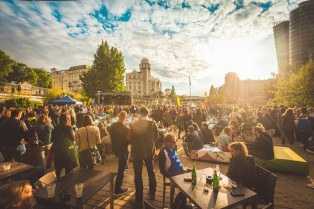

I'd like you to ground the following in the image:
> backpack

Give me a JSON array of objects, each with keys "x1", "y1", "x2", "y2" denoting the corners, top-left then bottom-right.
[
  {"x1": 172, "y1": 192, "x2": 187, "y2": 209},
  {"x1": 26, "y1": 120, "x2": 40, "y2": 147}
]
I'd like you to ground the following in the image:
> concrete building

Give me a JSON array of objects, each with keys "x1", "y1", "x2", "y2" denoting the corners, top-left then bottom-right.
[
  {"x1": 218, "y1": 72, "x2": 241, "y2": 103},
  {"x1": 273, "y1": 0, "x2": 314, "y2": 75},
  {"x1": 125, "y1": 58, "x2": 162, "y2": 98},
  {"x1": 218, "y1": 72, "x2": 274, "y2": 105},
  {"x1": 51, "y1": 65, "x2": 90, "y2": 92},
  {"x1": 273, "y1": 21, "x2": 289, "y2": 76}
]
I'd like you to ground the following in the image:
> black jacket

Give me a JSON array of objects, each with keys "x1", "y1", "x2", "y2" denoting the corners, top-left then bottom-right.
[
  {"x1": 227, "y1": 155, "x2": 255, "y2": 188},
  {"x1": 0, "y1": 118, "x2": 28, "y2": 146},
  {"x1": 109, "y1": 121, "x2": 129, "y2": 156}
]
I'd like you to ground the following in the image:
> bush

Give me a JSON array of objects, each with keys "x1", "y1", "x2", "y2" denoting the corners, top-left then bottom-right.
[{"x1": 2, "y1": 97, "x2": 42, "y2": 110}]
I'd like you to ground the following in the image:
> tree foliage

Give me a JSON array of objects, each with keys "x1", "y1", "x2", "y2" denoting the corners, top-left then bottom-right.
[
  {"x1": 0, "y1": 50, "x2": 14, "y2": 82},
  {"x1": 0, "y1": 50, "x2": 51, "y2": 88},
  {"x1": 1, "y1": 97, "x2": 42, "y2": 110},
  {"x1": 208, "y1": 93, "x2": 226, "y2": 105},
  {"x1": 275, "y1": 61, "x2": 314, "y2": 106},
  {"x1": 80, "y1": 40, "x2": 126, "y2": 98},
  {"x1": 46, "y1": 87, "x2": 87, "y2": 104},
  {"x1": 169, "y1": 85, "x2": 176, "y2": 100}
]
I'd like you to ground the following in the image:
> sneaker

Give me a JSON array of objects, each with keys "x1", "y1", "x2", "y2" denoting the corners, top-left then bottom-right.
[
  {"x1": 129, "y1": 198, "x2": 143, "y2": 208},
  {"x1": 306, "y1": 148, "x2": 314, "y2": 154},
  {"x1": 115, "y1": 188, "x2": 130, "y2": 196}
]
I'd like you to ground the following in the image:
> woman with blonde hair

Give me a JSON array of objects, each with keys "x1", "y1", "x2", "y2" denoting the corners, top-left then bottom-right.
[
  {"x1": 227, "y1": 142, "x2": 255, "y2": 188},
  {"x1": 0, "y1": 180, "x2": 34, "y2": 209}
]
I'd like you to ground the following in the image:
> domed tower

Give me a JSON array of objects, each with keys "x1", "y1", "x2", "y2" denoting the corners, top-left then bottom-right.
[{"x1": 140, "y1": 58, "x2": 151, "y2": 95}]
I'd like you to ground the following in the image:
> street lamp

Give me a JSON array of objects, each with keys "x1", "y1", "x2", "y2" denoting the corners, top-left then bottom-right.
[{"x1": 97, "y1": 91, "x2": 102, "y2": 104}]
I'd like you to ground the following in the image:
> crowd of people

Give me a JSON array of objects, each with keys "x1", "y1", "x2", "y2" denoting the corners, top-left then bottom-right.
[{"x1": 0, "y1": 103, "x2": 313, "y2": 208}]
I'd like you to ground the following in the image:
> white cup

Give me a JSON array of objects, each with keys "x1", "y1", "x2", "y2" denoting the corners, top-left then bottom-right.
[
  {"x1": 75, "y1": 183, "x2": 84, "y2": 198},
  {"x1": 3, "y1": 163, "x2": 11, "y2": 171},
  {"x1": 46, "y1": 183, "x2": 56, "y2": 198}
]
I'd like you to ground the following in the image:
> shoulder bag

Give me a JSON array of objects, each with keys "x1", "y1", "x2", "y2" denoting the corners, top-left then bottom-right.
[{"x1": 86, "y1": 127, "x2": 102, "y2": 165}]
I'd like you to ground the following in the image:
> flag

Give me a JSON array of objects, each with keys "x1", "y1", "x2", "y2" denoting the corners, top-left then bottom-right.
[
  {"x1": 176, "y1": 97, "x2": 181, "y2": 106},
  {"x1": 87, "y1": 98, "x2": 92, "y2": 106},
  {"x1": 189, "y1": 76, "x2": 191, "y2": 85}
]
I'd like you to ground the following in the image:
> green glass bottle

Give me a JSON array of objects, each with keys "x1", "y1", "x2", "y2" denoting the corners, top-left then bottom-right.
[
  {"x1": 191, "y1": 164, "x2": 197, "y2": 187},
  {"x1": 213, "y1": 169, "x2": 219, "y2": 192}
]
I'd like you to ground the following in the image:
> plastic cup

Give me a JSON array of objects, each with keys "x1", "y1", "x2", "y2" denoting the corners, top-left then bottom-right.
[
  {"x1": 3, "y1": 163, "x2": 11, "y2": 171},
  {"x1": 75, "y1": 183, "x2": 84, "y2": 198},
  {"x1": 46, "y1": 183, "x2": 56, "y2": 198}
]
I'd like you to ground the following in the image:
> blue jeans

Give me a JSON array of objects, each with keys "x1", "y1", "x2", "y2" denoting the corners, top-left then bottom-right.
[
  {"x1": 115, "y1": 151, "x2": 129, "y2": 193},
  {"x1": 133, "y1": 156, "x2": 156, "y2": 202}
]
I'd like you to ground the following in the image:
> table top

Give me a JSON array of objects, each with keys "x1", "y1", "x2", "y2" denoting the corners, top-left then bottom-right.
[
  {"x1": 170, "y1": 167, "x2": 257, "y2": 209},
  {"x1": 34, "y1": 169, "x2": 116, "y2": 208},
  {"x1": 0, "y1": 161, "x2": 34, "y2": 181}
]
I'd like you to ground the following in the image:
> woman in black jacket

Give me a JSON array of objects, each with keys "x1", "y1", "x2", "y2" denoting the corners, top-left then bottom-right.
[
  {"x1": 281, "y1": 108, "x2": 296, "y2": 145},
  {"x1": 227, "y1": 142, "x2": 255, "y2": 189},
  {"x1": 51, "y1": 113, "x2": 76, "y2": 179}
]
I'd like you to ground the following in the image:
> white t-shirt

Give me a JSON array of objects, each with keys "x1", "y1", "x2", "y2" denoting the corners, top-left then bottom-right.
[{"x1": 217, "y1": 133, "x2": 232, "y2": 150}]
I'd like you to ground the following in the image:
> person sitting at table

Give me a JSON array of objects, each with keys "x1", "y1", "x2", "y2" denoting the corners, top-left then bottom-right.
[
  {"x1": 158, "y1": 133, "x2": 184, "y2": 177},
  {"x1": 226, "y1": 142, "x2": 255, "y2": 189},
  {"x1": 247, "y1": 124, "x2": 274, "y2": 160},
  {"x1": 201, "y1": 122, "x2": 215, "y2": 144},
  {"x1": 217, "y1": 126, "x2": 233, "y2": 152},
  {"x1": 0, "y1": 180, "x2": 35, "y2": 209},
  {"x1": 182, "y1": 125, "x2": 203, "y2": 157}
]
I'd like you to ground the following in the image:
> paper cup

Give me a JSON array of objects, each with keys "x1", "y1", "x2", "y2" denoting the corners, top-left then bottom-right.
[
  {"x1": 75, "y1": 183, "x2": 84, "y2": 198},
  {"x1": 46, "y1": 183, "x2": 56, "y2": 198}
]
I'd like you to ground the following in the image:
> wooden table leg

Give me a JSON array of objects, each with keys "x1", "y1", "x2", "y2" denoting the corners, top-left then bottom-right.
[
  {"x1": 110, "y1": 178, "x2": 114, "y2": 209},
  {"x1": 170, "y1": 182, "x2": 175, "y2": 208}
]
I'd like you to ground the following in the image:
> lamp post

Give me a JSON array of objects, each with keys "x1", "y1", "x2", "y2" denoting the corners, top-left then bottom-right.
[{"x1": 97, "y1": 91, "x2": 102, "y2": 104}]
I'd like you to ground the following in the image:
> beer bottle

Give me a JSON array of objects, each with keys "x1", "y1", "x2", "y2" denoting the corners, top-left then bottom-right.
[
  {"x1": 213, "y1": 169, "x2": 219, "y2": 192},
  {"x1": 191, "y1": 164, "x2": 197, "y2": 187}
]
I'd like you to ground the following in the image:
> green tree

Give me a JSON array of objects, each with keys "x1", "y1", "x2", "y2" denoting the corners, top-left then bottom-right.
[
  {"x1": 33, "y1": 68, "x2": 51, "y2": 88},
  {"x1": 0, "y1": 50, "x2": 14, "y2": 82},
  {"x1": 275, "y1": 61, "x2": 314, "y2": 106},
  {"x1": 6, "y1": 62, "x2": 38, "y2": 85},
  {"x1": 169, "y1": 85, "x2": 176, "y2": 100},
  {"x1": 80, "y1": 40, "x2": 126, "y2": 98}
]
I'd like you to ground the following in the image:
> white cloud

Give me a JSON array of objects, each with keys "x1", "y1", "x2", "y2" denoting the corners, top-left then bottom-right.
[{"x1": 0, "y1": 0, "x2": 303, "y2": 95}]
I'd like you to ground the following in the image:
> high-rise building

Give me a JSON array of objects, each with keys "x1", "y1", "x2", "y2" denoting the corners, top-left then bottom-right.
[
  {"x1": 289, "y1": 0, "x2": 314, "y2": 67},
  {"x1": 273, "y1": 21, "x2": 289, "y2": 76},
  {"x1": 51, "y1": 65, "x2": 90, "y2": 92},
  {"x1": 273, "y1": 0, "x2": 314, "y2": 75},
  {"x1": 125, "y1": 58, "x2": 162, "y2": 98},
  {"x1": 218, "y1": 72, "x2": 240, "y2": 103}
]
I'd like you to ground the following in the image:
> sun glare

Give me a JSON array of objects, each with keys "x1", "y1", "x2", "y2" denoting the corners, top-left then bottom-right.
[{"x1": 211, "y1": 40, "x2": 260, "y2": 80}]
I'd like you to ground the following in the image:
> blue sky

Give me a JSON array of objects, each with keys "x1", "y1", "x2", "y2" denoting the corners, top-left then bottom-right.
[{"x1": 0, "y1": 0, "x2": 303, "y2": 96}]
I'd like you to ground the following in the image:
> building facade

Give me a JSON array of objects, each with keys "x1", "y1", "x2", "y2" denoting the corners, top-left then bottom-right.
[
  {"x1": 125, "y1": 58, "x2": 162, "y2": 98},
  {"x1": 273, "y1": 0, "x2": 314, "y2": 76},
  {"x1": 218, "y1": 72, "x2": 241, "y2": 103},
  {"x1": 273, "y1": 21, "x2": 289, "y2": 76},
  {"x1": 218, "y1": 72, "x2": 274, "y2": 105},
  {"x1": 51, "y1": 65, "x2": 90, "y2": 92}
]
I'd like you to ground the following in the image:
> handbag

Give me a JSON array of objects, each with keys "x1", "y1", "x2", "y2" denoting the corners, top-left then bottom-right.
[{"x1": 86, "y1": 127, "x2": 102, "y2": 165}]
